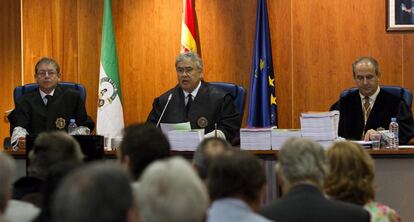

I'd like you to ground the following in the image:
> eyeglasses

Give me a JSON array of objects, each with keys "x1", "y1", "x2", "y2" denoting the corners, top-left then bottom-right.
[
  {"x1": 355, "y1": 75, "x2": 376, "y2": 82},
  {"x1": 176, "y1": 67, "x2": 195, "y2": 75},
  {"x1": 36, "y1": 70, "x2": 58, "y2": 77}
]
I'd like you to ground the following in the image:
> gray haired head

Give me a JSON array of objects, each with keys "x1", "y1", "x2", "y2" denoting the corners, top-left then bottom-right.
[
  {"x1": 175, "y1": 51, "x2": 204, "y2": 71},
  {"x1": 136, "y1": 157, "x2": 208, "y2": 222},
  {"x1": 0, "y1": 153, "x2": 16, "y2": 212},
  {"x1": 277, "y1": 137, "x2": 327, "y2": 186}
]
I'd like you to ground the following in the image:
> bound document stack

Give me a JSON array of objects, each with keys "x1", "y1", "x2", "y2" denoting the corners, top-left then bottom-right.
[
  {"x1": 300, "y1": 111, "x2": 340, "y2": 146},
  {"x1": 167, "y1": 129, "x2": 204, "y2": 151},
  {"x1": 271, "y1": 129, "x2": 301, "y2": 150},
  {"x1": 240, "y1": 128, "x2": 272, "y2": 150}
]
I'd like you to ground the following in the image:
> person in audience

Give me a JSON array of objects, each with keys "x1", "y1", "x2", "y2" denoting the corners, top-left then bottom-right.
[
  {"x1": 10, "y1": 57, "x2": 94, "y2": 149},
  {"x1": 136, "y1": 157, "x2": 208, "y2": 222},
  {"x1": 52, "y1": 162, "x2": 137, "y2": 222},
  {"x1": 207, "y1": 151, "x2": 271, "y2": 222},
  {"x1": 259, "y1": 137, "x2": 370, "y2": 222},
  {"x1": 33, "y1": 162, "x2": 79, "y2": 222},
  {"x1": 119, "y1": 123, "x2": 170, "y2": 181},
  {"x1": 0, "y1": 153, "x2": 16, "y2": 221},
  {"x1": 330, "y1": 56, "x2": 414, "y2": 144},
  {"x1": 324, "y1": 141, "x2": 401, "y2": 222},
  {"x1": 13, "y1": 131, "x2": 83, "y2": 207},
  {"x1": 146, "y1": 51, "x2": 240, "y2": 142},
  {"x1": 193, "y1": 137, "x2": 232, "y2": 181}
]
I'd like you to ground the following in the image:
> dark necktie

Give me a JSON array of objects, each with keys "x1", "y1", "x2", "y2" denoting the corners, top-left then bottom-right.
[
  {"x1": 45, "y1": 95, "x2": 53, "y2": 106},
  {"x1": 186, "y1": 94, "x2": 193, "y2": 117}
]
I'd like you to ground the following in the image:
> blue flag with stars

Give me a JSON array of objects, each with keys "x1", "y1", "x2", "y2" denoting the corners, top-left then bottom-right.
[{"x1": 247, "y1": 0, "x2": 277, "y2": 127}]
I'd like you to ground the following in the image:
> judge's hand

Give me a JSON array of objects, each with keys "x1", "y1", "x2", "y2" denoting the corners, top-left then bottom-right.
[
  {"x1": 364, "y1": 129, "x2": 378, "y2": 141},
  {"x1": 18, "y1": 137, "x2": 26, "y2": 150}
]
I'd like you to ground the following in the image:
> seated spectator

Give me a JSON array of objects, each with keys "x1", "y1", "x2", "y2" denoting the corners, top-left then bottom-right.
[
  {"x1": 119, "y1": 123, "x2": 170, "y2": 181},
  {"x1": 136, "y1": 157, "x2": 208, "y2": 222},
  {"x1": 33, "y1": 162, "x2": 79, "y2": 222},
  {"x1": 324, "y1": 141, "x2": 401, "y2": 222},
  {"x1": 207, "y1": 152, "x2": 271, "y2": 222},
  {"x1": 1, "y1": 153, "x2": 40, "y2": 222},
  {"x1": 13, "y1": 131, "x2": 83, "y2": 207},
  {"x1": 52, "y1": 162, "x2": 137, "y2": 222},
  {"x1": 193, "y1": 137, "x2": 232, "y2": 181},
  {"x1": 259, "y1": 137, "x2": 370, "y2": 222},
  {"x1": 0, "y1": 153, "x2": 16, "y2": 221}
]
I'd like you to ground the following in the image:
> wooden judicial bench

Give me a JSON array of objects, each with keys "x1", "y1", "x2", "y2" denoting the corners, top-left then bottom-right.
[{"x1": 3, "y1": 147, "x2": 414, "y2": 221}]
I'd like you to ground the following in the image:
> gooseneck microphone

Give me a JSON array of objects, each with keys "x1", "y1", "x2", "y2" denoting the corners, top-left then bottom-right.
[{"x1": 156, "y1": 93, "x2": 173, "y2": 128}]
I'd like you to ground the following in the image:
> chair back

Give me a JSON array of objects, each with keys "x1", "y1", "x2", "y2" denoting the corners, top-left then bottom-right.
[
  {"x1": 209, "y1": 82, "x2": 247, "y2": 120},
  {"x1": 13, "y1": 82, "x2": 86, "y2": 104},
  {"x1": 340, "y1": 86, "x2": 413, "y2": 107}
]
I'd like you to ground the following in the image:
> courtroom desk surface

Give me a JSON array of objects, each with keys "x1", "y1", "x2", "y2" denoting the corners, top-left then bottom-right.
[{"x1": 5, "y1": 148, "x2": 414, "y2": 159}]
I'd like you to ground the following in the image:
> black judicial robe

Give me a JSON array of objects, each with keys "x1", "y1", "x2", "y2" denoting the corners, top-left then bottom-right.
[
  {"x1": 147, "y1": 81, "x2": 240, "y2": 142},
  {"x1": 13, "y1": 85, "x2": 95, "y2": 135},
  {"x1": 330, "y1": 89, "x2": 414, "y2": 144}
]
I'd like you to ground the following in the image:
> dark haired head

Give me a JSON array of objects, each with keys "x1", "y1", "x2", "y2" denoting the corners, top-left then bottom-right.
[
  {"x1": 208, "y1": 151, "x2": 266, "y2": 203},
  {"x1": 120, "y1": 123, "x2": 170, "y2": 180}
]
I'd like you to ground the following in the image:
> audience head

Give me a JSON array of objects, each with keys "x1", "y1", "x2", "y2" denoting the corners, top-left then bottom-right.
[
  {"x1": 352, "y1": 56, "x2": 380, "y2": 97},
  {"x1": 0, "y1": 153, "x2": 16, "y2": 213},
  {"x1": 52, "y1": 162, "x2": 135, "y2": 222},
  {"x1": 208, "y1": 151, "x2": 266, "y2": 209},
  {"x1": 175, "y1": 51, "x2": 204, "y2": 93},
  {"x1": 119, "y1": 123, "x2": 170, "y2": 180},
  {"x1": 28, "y1": 131, "x2": 83, "y2": 180},
  {"x1": 324, "y1": 141, "x2": 375, "y2": 205},
  {"x1": 136, "y1": 157, "x2": 208, "y2": 222},
  {"x1": 193, "y1": 137, "x2": 232, "y2": 180},
  {"x1": 34, "y1": 57, "x2": 61, "y2": 93},
  {"x1": 277, "y1": 137, "x2": 326, "y2": 190}
]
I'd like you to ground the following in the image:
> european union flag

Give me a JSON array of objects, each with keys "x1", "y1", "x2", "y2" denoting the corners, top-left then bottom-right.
[{"x1": 247, "y1": 0, "x2": 277, "y2": 127}]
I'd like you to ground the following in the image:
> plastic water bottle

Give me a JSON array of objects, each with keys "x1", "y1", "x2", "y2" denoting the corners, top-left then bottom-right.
[
  {"x1": 68, "y1": 119, "x2": 77, "y2": 135},
  {"x1": 388, "y1": 117, "x2": 399, "y2": 149}
]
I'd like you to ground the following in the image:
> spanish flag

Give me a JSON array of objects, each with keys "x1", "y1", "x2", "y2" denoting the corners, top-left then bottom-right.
[{"x1": 181, "y1": 0, "x2": 197, "y2": 53}]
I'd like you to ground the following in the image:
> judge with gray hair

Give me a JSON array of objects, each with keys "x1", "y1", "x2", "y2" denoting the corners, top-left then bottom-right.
[
  {"x1": 259, "y1": 137, "x2": 370, "y2": 222},
  {"x1": 147, "y1": 51, "x2": 240, "y2": 142}
]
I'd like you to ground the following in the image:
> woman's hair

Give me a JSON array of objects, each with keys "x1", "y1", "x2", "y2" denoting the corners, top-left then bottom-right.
[{"x1": 324, "y1": 141, "x2": 375, "y2": 205}]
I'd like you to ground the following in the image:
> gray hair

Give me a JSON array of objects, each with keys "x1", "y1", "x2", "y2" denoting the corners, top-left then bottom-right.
[
  {"x1": 29, "y1": 131, "x2": 83, "y2": 180},
  {"x1": 175, "y1": 51, "x2": 204, "y2": 71},
  {"x1": 277, "y1": 137, "x2": 327, "y2": 186},
  {"x1": 0, "y1": 153, "x2": 16, "y2": 212},
  {"x1": 35, "y1": 57, "x2": 61, "y2": 75},
  {"x1": 52, "y1": 162, "x2": 134, "y2": 222},
  {"x1": 352, "y1": 56, "x2": 380, "y2": 77},
  {"x1": 136, "y1": 157, "x2": 208, "y2": 222}
]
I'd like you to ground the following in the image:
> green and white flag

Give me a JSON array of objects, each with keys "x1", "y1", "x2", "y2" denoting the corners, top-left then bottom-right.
[{"x1": 97, "y1": 0, "x2": 124, "y2": 142}]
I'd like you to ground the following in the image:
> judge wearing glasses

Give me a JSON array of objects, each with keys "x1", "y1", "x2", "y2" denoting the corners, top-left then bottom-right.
[
  {"x1": 11, "y1": 57, "x2": 94, "y2": 148},
  {"x1": 330, "y1": 56, "x2": 414, "y2": 144},
  {"x1": 147, "y1": 52, "x2": 240, "y2": 142}
]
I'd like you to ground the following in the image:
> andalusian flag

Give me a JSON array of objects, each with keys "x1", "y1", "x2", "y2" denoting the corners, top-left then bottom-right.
[
  {"x1": 97, "y1": 0, "x2": 124, "y2": 142},
  {"x1": 181, "y1": 0, "x2": 197, "y2": 52}
]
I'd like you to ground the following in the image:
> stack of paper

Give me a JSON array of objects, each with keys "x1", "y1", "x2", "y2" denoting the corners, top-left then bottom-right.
[
  {"x1": 168, "y1": 129, "x2": 204, "y2": 151},
  {"x1": 300, "y1": 111, "x2": 340, "y2": 144},
  {"x1": 240, "y1": 128, "x2": 272, "y2": 150},
  {"x1": 271, "y1": 129, "x2": 301, "y2": 150}
]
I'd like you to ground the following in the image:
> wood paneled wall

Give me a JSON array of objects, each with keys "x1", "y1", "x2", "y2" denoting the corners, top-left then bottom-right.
[
  {"x1": 1, "y1": 0, "x2": 414, "y2": 144},
  {"x1": 0, "y1": 0, "x2": 21, "y2": 144}
]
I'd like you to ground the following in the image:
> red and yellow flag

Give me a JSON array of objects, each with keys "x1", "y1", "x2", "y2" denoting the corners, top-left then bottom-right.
[{"x1": 181, "y1": 0, "x2": 197, "y2": 53}]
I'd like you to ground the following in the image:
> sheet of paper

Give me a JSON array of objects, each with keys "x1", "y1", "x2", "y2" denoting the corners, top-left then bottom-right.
[{"x1": 160, "y1": 122, "x2": 191, "y2": 135}]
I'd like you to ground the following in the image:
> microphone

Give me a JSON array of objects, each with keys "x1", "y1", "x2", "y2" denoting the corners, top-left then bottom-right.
[{"x1": 156, "y1": 93, "x2": 173, "y2": 128}]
